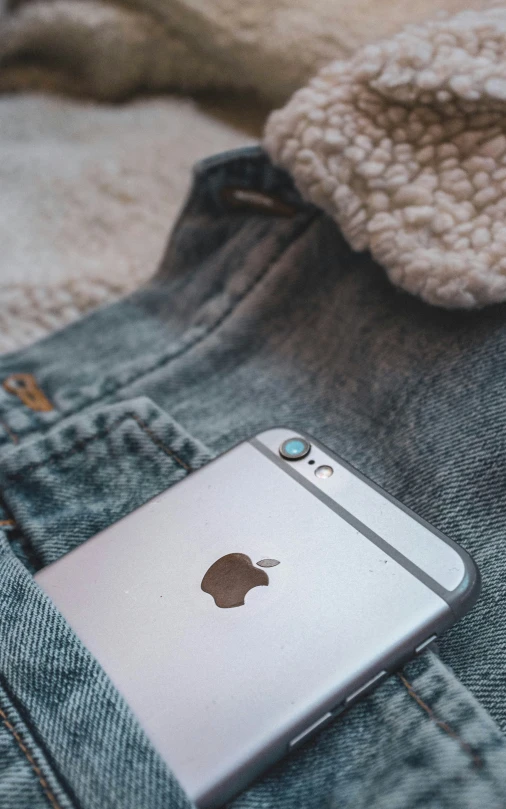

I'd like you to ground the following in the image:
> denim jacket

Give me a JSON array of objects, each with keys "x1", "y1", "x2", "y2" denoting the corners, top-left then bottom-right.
[{"x1": 1, "y1": 146, "x2": 506, "y2": 809}]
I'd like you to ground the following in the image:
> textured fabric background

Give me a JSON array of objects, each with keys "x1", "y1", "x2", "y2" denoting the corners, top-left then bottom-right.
[
  {"x1": 0, "y1": 94, "x2": 253, "y2": 353},
  {"x1": 0, "y1": 0, "x2": 490, "y2": 352},
  {"x1": 0, "y1": 0, "x2": 492, "y2": 103}
]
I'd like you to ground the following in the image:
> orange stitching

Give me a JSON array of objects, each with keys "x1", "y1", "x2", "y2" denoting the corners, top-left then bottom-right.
[
  {"x1": 221, "y1": 186, "x2": 298, "y2": 217},
  {"x1": 0, "y1": 707, "x2": 62, "y2": 809},
  {"x1": 398, "y1": 674, "x2": 482, "y2": 767},
  {"x1": 10, "y1": 413, "x2": 193, "y2": 478},
  {"x1": 0, "y1": 419, "x2": 18, "y2": 445},
  {"x1": 3, "y1": 374, "x2": 53, "y2": 413},
  {"x1": 0, "y1": 519, "x2": 15, "y2": 527}
]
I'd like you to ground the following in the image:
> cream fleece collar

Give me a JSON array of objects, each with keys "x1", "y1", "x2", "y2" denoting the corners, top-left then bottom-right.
[{"x1": 264, "y1": 7, "x2": 506, "y2": 309}]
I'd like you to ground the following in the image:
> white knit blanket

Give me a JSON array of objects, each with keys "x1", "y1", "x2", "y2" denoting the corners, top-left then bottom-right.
[
  {"x1": 0, "y1": 94, "x2": 251, "y2": 354},
  {"x1": 265, "y1": 7, "x2": 506, "y2": 308}
]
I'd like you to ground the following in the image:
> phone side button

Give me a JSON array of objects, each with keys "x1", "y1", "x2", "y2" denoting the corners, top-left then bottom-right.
[
  {"x1": 289, "y1": 712, "x2": 333, "y2": 751},
  {"x1": 345, "y1": 670, "x2": 388, "y2": 706},
  {"x1": 415, "y1": 634, "x2": 437, "y2": 655}
]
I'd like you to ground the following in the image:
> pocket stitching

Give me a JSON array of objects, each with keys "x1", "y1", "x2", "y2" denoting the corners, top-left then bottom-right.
[
  {"x1": 7, "y1": 412, "x2": 194, "y2": 480},
  {"x1": 398, "y1": 673, "x2": 483, "y2": 767},
  {"x1": 0, "y1": 418, "x2": 18, "y2": 445},
  {"x1": 0, "y1": 706, "x2": 63, "y2": 809}
]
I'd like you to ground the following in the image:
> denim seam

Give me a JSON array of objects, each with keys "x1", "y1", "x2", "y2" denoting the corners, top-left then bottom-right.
[
  {"x1": 0, "y1": 419, "x2": 18, "y2": 445},
  {"x1": 0, "y1": 706, "x2": 63, "y2": 809},
  {"x1": 1, "y1": 214, "x2": 319, "y2": 447},
  {"x1": 7, "y1": 413, "x2": 195, "y2": 480},
  {"x1": 398, "y1": 673, "x2": 483, "y2": 767}
]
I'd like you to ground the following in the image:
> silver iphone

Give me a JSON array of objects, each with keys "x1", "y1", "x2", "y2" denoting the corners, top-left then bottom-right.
[{"x1": 35, "y1": 427, "x2": 480, "y2": 808}]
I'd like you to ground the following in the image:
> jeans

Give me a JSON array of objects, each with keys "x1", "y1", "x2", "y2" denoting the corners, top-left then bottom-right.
[{"x1": 1, "y1": 146, "x2": 506, "y2": 808}]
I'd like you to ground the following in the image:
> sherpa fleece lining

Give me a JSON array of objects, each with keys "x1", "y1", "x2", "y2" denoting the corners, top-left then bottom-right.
[{"x1": 265, "y1": 8, "x2": 506, "y2": 309}]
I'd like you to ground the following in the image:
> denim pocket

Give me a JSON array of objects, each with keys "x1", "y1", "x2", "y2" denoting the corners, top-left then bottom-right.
[
  {"x1": 0, "y1": 530, "x2": 196, "y2": 809},
  {"x1": 0, "y1": 397, "x2": 212, "y2": 809},
  {"x1": 0, "y1": 396, "x2": 212, "y2": 570},
  {"x1": 2, "y1": 402, "x2": 506, "y2": 809}
]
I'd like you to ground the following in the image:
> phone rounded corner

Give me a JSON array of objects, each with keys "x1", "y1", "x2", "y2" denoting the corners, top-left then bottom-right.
[
  {"x1": 254, "y1": 425, "x2": 301, "y2": 444},
  {"x1": 256, "y1": 424, "x2": 298, "y2": 434},
  {"x1": 448, "y1": 551, "x2": 481, "y2": 620}
]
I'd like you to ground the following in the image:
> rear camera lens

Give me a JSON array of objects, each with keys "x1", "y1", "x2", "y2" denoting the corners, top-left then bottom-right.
[{"x1": 279, "y1": 437, "x2": 311, "y2": 460}]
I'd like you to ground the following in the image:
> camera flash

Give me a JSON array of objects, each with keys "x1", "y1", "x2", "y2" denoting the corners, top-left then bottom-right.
[{"x1": 315, "y1": 465, "x2": 333, "y2": 479}]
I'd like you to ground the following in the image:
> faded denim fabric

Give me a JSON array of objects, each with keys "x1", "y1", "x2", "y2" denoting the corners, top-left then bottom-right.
[{"x1": 1, "y1": 146, "x2": 506, "y2": 808}]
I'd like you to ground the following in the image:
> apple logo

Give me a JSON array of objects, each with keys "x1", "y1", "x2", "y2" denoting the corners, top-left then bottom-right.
[{"x1": 201, "y1": 554, "x2": 280, "y2": 608}]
